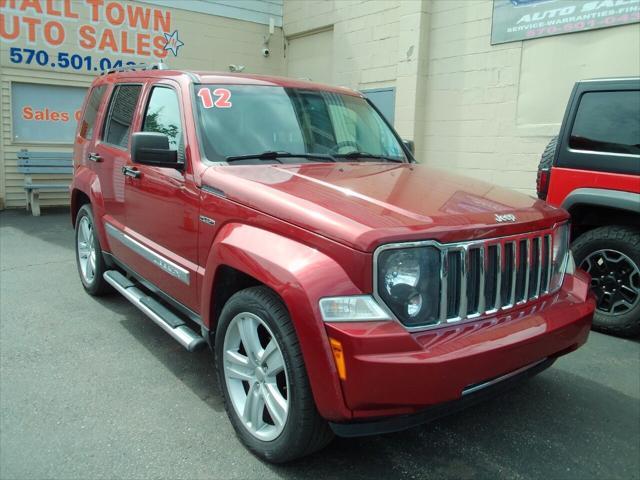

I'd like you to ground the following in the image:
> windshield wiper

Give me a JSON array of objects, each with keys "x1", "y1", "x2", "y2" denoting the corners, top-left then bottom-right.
[
  {"x1": 226, "y1": 151, "x2": 336, "y2": 163},
  {"x1": 336, "y1": 151, "x2": 404, "y2": 163}
]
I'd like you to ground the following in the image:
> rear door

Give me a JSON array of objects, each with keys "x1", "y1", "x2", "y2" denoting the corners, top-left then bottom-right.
[{"x1": 94, "y1": 83, "x2": 144, "y2": 263}]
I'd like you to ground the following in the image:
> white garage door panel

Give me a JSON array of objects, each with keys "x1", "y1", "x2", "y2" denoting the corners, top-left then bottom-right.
[{"x1": 286, "y1": 29, "x2": 334, "y2": 85}]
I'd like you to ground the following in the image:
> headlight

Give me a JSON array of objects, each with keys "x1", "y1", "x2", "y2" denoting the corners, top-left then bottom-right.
[
  {"x1": 376, "y1": 247, "x2": 440, "y2": 327},
  {"x1": 549, "y1": 222, "x2": 570, "y2": 292}
]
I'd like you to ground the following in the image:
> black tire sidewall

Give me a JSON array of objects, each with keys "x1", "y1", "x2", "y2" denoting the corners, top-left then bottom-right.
[
  {"x1": 214, "y1": 288, "x2": 316, "y2": 463},
  {"x1": 75, "y1": 204, "x2": 107, "y2": 295},
  {"x1": 572, "y1": 227, "x2": 640, "y2": 336}
]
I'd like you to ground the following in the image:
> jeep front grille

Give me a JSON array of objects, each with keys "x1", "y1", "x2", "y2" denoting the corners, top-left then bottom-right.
[
  {"x1": 374, "y1": 227, "x2": 560, "y2": 330},
  {"x1": 438, "y1": 230, "x2": 553, "y2": 322}
]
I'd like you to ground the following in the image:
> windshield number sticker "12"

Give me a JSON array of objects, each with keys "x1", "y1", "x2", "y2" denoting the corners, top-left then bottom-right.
[{"x1": 198, "y1": 88, "x2": 232, "y2": 108}]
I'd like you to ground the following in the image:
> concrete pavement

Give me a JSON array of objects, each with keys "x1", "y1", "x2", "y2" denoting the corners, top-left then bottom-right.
[{"x1": 1, "y1": 208, "x2": 638, "y2": 480}]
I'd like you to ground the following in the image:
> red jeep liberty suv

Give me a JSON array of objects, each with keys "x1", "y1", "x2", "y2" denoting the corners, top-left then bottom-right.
[{"x1": 71, "y1": 64, "x2": 595, "y2": 463}]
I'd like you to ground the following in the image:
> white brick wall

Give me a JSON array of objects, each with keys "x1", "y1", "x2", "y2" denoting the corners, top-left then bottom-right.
[{"x1": 420, "y1": 0, "x2": 640, "y2": 196}]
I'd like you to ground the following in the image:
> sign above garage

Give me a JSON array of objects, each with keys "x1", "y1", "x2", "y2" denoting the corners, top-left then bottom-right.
[{"x1": 491, "y1": 0, "x2": 640, "y2": 45}]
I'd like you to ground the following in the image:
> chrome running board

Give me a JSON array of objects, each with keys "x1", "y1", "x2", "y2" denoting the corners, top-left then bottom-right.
[{"x1": 103, "y1": 270, "x2": 206, "y2": 352}]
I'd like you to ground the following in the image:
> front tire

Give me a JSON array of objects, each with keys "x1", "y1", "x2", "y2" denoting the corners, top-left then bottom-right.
[
  {"x1": 572, "y1": 226, "x2": 640, "y2": 337},
  {"x1": 75, "y1": 204, "x2": 111, "y2": 296},
  {"x1": 215, "y1": 286, "x2": 333, "y2": 463}
]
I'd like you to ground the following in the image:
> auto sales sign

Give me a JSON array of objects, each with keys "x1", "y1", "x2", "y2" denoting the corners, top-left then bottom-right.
[
  {"x1": 0, "y1": 0, "x2": 185, "y2": 73},
  {"x1": 491, "y1": 0, "x2": 640, "y2": 44}
]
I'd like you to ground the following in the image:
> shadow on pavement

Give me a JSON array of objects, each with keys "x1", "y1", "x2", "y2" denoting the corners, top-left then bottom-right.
[
  {"x1": 99, "y1": 293, "x2": 225, "y2": 413},
  {"x1": 0, "y1": 207, "x2": 74, "y2": 252}
]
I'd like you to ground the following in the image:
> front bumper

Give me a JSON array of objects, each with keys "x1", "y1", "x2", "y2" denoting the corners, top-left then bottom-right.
[
  {"x1": 330, "y1": 357, "x2": 555, "y2": 437},
  {"x1": 324, "y1": 270, "x2": 594, "y2": 425}
]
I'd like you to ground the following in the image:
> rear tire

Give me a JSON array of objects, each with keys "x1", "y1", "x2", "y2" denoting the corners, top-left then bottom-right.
[
  {"x1": 215, "y1": 286, "x2": 333, "y2": 463},
  {"x1": 572, "y1": 226, "x2": 640, "y2": 337},
  {"x1": 75, "y1": 204, "x2": 111, "y2": 296}
]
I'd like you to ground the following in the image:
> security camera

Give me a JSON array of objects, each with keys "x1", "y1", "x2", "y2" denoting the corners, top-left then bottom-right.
[{"x1": 262, "y1": 47, "x2": 270, "y2": 57}]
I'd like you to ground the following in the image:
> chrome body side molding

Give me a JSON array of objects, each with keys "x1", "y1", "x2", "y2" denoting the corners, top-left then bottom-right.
[{"x1": 105, "y1": 222, "x2": 190, "y2": 285}]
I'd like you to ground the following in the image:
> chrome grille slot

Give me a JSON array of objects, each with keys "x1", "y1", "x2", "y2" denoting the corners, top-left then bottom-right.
[
  {"x1": 484, "y1": 245, "x2": 499, "y2": 312},
  {"x1": 529, "y1": 237, "x2": 541, "y2": 299},
  {"x1": 467, "y1": 248, "x2": 482, "y2": 316},
  {"x1": 515, "y1": 239, "x2": 528, "y2": 303},
  {"x1": 375, "y1": 226, "x2": 563, "y2": 331},
  {"x1": 502, "y1": 242, "x2": 516, "y2": 308},
  {"x1": 446, "y1": 251, "x2": 461, "y2": 319}
]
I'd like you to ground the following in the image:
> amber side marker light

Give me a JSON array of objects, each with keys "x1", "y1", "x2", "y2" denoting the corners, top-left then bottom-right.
[{"x1": 329, "y1": 338, "x2": 347, "y2": 380}]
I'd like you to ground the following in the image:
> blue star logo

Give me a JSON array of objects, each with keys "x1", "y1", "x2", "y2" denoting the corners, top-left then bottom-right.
[{"x1": 163, "y1": 30, "x2": 184, "y2": 57}]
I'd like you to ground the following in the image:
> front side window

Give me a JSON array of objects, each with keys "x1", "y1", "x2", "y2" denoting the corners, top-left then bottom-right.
[
  {"x1": 570, "y1": 90, "x2": 640, "y2": 155},
  {"x1": 142, "y1": 86, "x2": 184, "y2": 162},
  {"x1": 79, "y1": 85, "x2": 106, "y2": 139},
  {"x1": 104, "y1": 85, "x2": 142, "y2": 148},
  {"x1": 194, "y1": 85, "x2": 406, "y2": 163}
]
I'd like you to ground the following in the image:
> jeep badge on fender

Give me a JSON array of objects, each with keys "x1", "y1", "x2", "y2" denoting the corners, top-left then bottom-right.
[{"x1": 495, "y1": 213, "x2": 517, "y2": 223}]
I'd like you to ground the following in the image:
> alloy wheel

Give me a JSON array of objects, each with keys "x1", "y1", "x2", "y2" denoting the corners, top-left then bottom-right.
[
  {"x1": 580, "y1": 249, "x2": 640, "y2": 315},
  {"x1": 223, "y1": 312, "x2": 289, "y2": 441},
  {"x1": 77, "y1": 216, "x2": 97, "y2": 284}
]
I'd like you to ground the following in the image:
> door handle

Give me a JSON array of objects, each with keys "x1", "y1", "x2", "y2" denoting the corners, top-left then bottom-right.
[
  {"x1": 88, "y1": 152, "x2": 102, "y2": 162},
  {"x1": 122, "y1": 166, "x2": 141, "y2": 179}
]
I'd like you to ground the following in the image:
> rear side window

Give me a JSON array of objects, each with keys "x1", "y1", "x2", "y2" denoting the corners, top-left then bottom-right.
[
  {"x1": 142, "y1": 86, "x2": 184, "y2": 161},
  {"x1": 79, "y1": 85, "x2": 106, "y2": 139},
  {"x1": 104, "y1": 85, "x2": 142, "y2": 148},
  {"x1": 570, "y1": 91, "x2": 640, "y2": 155}
]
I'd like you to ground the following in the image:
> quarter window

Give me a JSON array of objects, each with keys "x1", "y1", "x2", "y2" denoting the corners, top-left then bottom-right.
[
  {"x1": 79, "y1": 85, "x2": 106, "y2": 140},
  {"x1": 104, "y1": 85, "x2": 142, "y2": 148},
  {"x1": 142, "y1": 86, "x2": 184, "y2": 161},
  {"x1": 570, "y1": 91, "x2": 640, "y2": 155}
]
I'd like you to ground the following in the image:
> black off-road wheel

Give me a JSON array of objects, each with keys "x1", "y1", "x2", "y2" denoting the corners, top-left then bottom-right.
[
  {"x1": 75, "y1": 204, "x2": 111, "y2": 296},
  {"x1": 572, "y1": 226, "x2": 640, "y2": 337},
  {"x1": 214, "y1": 286, "x2": 333, "y2": 463}
]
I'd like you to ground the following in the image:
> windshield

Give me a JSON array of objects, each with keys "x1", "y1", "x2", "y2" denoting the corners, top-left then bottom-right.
[{"x1": 194, "y1": 85, "x2": 407, "y2": 163}]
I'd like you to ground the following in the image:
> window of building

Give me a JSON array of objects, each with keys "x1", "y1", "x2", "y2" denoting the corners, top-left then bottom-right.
[
  {"x1": 103, "y1": 85, "x2": 142, "y2": 148},
  {"x1": 570, "y1": 91, "x2": 640, "y2": 156}
]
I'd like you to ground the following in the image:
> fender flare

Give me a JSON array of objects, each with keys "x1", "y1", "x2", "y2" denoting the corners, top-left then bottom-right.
[
  {"x1": 71, "y1": 166, "x2": 107, "y2": 247},
  {"x1": 561, "y1": 188, "x2": 640, "y2": 214},
  {"x1": 201, "y1": 222, "x2": 360, "y2": 420}
]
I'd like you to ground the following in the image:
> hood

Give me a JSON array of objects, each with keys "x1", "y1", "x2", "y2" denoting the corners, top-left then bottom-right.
[{"x1": 203, "y1": 163, "x2": 567, "y2": 252}]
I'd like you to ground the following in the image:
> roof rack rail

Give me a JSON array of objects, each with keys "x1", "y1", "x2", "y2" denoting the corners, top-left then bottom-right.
[{"x1": 101, "y1": 61, "x2": 167, "y2": 76}]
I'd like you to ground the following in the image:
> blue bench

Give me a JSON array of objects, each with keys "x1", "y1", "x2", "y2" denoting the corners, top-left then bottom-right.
[{"x1": 17, "y1": 149, "x2": 73, "y2": 216}]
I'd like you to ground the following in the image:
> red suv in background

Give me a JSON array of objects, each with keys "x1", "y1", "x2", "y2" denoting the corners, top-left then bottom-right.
[
  {"x1": 537, "y1": 77, "x2": 640, "y2": 337},
  {"x1": 71, "y1": 65, "x2": 594, "y2": 462}
]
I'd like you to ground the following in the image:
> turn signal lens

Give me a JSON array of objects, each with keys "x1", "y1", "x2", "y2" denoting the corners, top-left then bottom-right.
[
  {"x1": 329, "y1": 338, "x2": 347, "y2": 380},
  {"x1": 319, "y1": 295, "x2": 390, "y2": 322}
]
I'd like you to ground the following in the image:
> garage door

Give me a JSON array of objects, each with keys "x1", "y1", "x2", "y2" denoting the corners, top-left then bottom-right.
[{"x1": 286, "y1": 29, "x2": 334, "y2": 85}]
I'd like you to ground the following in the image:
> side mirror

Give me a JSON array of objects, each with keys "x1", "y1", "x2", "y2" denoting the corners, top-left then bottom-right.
[
  {"x1": 131, "y1": 132, "x2": 180, "y2": 169},
  {"x1": 403, "y1": 139, "x2": 415, "y2": 155}
]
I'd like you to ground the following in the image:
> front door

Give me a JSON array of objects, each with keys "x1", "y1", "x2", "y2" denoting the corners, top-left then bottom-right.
[{"x1": 122, "y1": 81, "x2": 200, "y2": 311}]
